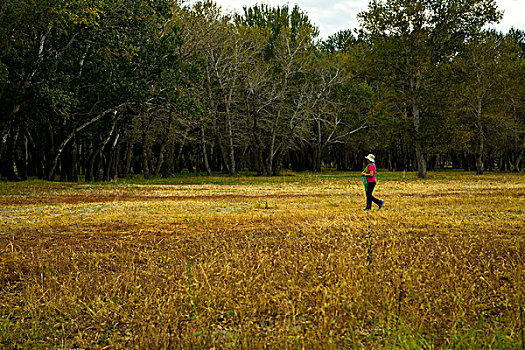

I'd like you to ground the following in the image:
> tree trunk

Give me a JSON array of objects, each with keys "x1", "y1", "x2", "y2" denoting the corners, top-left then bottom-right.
[
  {"x1": 315, "y1": 119, "x2": 322, "y2": 172},
  {"x1": 250, "y1": 95, "x2": 267, "y2": 176},
  {"x1": 412, "y1": 101, "x2": 427, "y2": 179},
  {"x1": 512, "y1": 145, "x2": 523, "y2": 172},
  {"x1": 200, "y1": 123, "x2": 212, "y2": 176},
  {"x1": 475, "y1": 138, "x2": 484, "y2": 175},
  {"x1": 388, "y1": 148, "x2": 393, "y2": 171},
  {"x1": 78, "y1": 142, "x2": 84, "y2": 176},
  {"x1": 0, "y1": 105, "x2": 20, "y2": 180},
  {"x1": 111, "y1": 142, "x2": 120, "y2": 179},
  {"x1": 85, "y1": 121, "x2": 117, "y2": 182},
  {"x1": 162, "y1": 142, "x2": 176, "y2": 178},
  {"x1": 224, "y1": 91, "x2": 236, "y2": 176},
  {"x1": 0, "y1": 129, "x2": 9, "y2": 180},
  {"x1": 154, "y1": 112, "x2": 174, "y2": 176},
  {"x1": 272, "y1": 146, "x2": 285, "y2": 176},
  {"x1": 154, "y1": 139, "x2": 168, "y2": 177},
  {"x1": 139, "y1": 113, "x2": 153, "y2": 179},
  {"x1": 142, "y1": 144, "x2": 150, "y2": 179},
  {"x1": 175, "y1": 130, "x2": 188, "y2": 173},
  {"x1": 267, "y1": 109, "x2": 281, "y2": 175},
  {"x1": 475, "y1": 99, "x2": 484, "y2": 175},
  {"x1": 84, "y1": 147, "x2": 98, "y2": 182},
  {"x1": 511, "y1": 109, "x2": 524, "y2": 172},
  {"x1": 45, "y1": 124, "x2": 56, "y2": 180},
  {"x1": 0, "y1": 129, "x2": 9, "y2": 164},
  {"x1": 25, "y1": 131, "x2": 45, "y2": 179},
  {"x1": 123, "y1": 140, "x2": 134, "y2": 178},
  {"x1": 410, "y1": 70, "x2": 427, "y2": 179},
  {"x1": 19, "y1": 134, "x2": 29, "y2": 180},
  {"x1": 103, "y1": 133, "x2": 119, "y2": 181},
  {"x1": 184, "y1": 150, "x2": 194, "y2": 173},
  {"x1": 1, "y1": 129, "x2": 19, "y2": 181},
  {"x1": 487, "y1": 148, "x2": 494, "y2": 171},
  {"x1": 67, "y1": 136, "x2": 78, "y2": 182}
]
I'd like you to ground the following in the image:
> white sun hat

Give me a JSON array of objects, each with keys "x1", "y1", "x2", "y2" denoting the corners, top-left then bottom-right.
[{"x1": 365, "y1": 154, "x2": 375, "y2": 162}]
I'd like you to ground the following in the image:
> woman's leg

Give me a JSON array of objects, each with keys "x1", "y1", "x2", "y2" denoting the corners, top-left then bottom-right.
[
  {"x1": 366, "y1": 182, "x2": 376, "y2": 209},
  {"x1": 371, "y1": 194, "x2": 382, "y2": 206}
]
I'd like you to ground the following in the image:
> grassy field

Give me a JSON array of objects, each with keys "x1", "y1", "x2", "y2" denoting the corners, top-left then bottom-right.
[{"x1": 0, "y1": 171, "x2": 524, "y2": 349}]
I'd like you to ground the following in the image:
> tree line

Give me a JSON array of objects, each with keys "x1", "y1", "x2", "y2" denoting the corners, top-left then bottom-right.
[{"x1": 1, "y1": 0, "x2": 523, "y2": 181}]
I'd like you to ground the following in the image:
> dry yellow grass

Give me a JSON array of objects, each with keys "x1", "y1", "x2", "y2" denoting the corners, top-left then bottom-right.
[{"x1": 0, "y1": 172, "x2": 524, "y2": 349}]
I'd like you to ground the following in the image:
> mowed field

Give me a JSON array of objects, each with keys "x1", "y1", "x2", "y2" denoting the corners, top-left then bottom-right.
[{"x1": 0, "y1": 172, "x2": 524, "y2": 349}]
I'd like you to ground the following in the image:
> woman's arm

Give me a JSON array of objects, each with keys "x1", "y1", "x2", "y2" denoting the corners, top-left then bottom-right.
[{"x1": 361, "y1": 165, "x2": 376, "y2": 177}]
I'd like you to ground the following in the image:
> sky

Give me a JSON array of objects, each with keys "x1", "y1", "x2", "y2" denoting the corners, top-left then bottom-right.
[{"x1": 186, "y1": 0, "x2": 525, "y2": 39}]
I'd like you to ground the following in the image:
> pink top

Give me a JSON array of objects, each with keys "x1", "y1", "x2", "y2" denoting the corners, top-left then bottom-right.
[{"x1": 366, "y1": 163, "x2": 377, "y2": 183}]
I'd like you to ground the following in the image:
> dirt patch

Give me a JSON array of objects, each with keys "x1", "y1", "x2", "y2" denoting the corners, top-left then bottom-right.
[{"x1": 0, "y1": 193, "x2": 339, "y2": 206}]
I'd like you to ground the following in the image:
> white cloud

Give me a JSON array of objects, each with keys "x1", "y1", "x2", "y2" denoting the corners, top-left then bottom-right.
[{"x1": 491, "y1": 0, "x2": 525, "y2": 33}]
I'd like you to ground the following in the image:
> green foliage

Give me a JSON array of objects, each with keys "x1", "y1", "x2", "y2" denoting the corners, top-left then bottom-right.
[
  {"x1": 321, "y1": 29, "x2": 358, "y2": 54},
  {"x1": 236, "y1": 4, "x2": 318, "y2": 60},
  {"x1": 0, "y1": 0, "x2": 524, "y2": 182}
]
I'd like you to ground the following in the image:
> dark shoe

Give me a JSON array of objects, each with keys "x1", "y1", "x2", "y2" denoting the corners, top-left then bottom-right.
[
  {"x1": 378, "y1": 200, "x2": 384, "y2": 209},
  {"x1": 364, "y1": 208, "x2": 371, "y2": 211}
]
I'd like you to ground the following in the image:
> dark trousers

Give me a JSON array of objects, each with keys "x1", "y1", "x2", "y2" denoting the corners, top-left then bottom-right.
[{"x1": 366, "y1": 182, "x2": 381, "y2": 209}]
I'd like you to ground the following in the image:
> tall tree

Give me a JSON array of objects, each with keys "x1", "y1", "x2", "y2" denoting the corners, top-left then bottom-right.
[
  {"x1": 501, "y1": 30, "x2": 525, "y2": 172},
  {"x1": 449, "y1": 30, "x2": 508, "y2": 174},
  {"x1": 236, "y1": 4, "x2": 319, "y2": 175},
  {"x1": 358, "y1": 0, "x2": 502, "y2": 178}
]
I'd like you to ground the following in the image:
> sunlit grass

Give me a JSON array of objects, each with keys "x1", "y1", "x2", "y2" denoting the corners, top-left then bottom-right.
[{"x1": 1, "y1": 171, "x2": 524, "y2": 348}]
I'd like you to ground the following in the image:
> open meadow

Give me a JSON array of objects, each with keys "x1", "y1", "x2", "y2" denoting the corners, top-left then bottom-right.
[{"x1": 0, "y1": 171, "x2": 524, "y2": 349}]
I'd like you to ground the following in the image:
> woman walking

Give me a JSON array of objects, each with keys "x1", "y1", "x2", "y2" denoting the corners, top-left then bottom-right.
[{"x1": 361, "y1": 154, "x2": 384, "y2": 211}]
